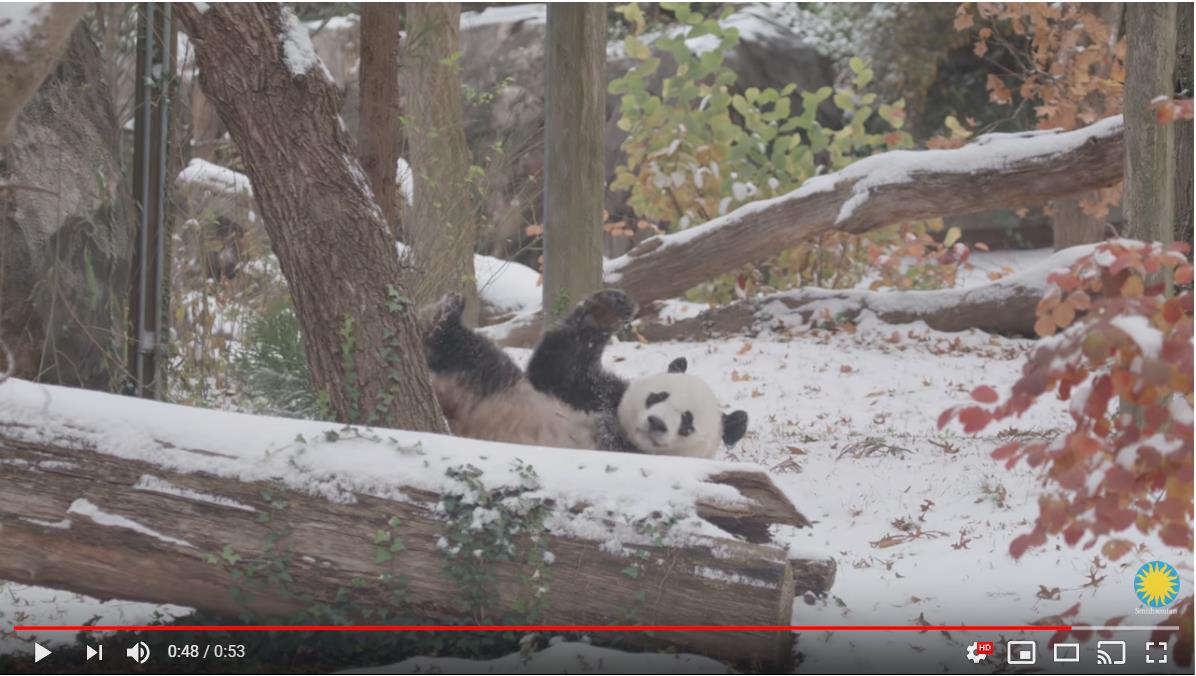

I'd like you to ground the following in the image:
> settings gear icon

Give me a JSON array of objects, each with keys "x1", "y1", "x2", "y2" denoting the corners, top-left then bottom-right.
[{"x1": 966, "y1": 642, "x2": 988, "y2": 663}]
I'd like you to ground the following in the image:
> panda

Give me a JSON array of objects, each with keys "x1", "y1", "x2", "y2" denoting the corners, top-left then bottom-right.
[{"x1": 421, "y1": 289, "x2": 748, "y2": 458}]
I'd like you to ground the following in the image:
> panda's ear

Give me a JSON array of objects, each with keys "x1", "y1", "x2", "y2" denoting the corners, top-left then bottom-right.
[
  {"x1": 668, "y1": 357, "x2": 688, "y2": 374},
  {"x1": 722, "y1": 410, "x2": 748, "y2": 446}
]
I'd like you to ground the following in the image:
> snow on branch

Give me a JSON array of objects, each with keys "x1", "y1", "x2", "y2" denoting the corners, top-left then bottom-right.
[{"x1": 605, "y1": 115, "x2": 1125, "y2": 306}]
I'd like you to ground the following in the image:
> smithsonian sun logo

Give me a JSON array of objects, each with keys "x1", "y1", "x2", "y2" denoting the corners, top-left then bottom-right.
[{"x1": 1134, "y1": 561, "x2": 1180, "y2": 608}]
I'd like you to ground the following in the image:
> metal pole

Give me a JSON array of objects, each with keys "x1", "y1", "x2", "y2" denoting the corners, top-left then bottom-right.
[{"x1": 127, "y1": 2, "x2": 171, "y2": 398}]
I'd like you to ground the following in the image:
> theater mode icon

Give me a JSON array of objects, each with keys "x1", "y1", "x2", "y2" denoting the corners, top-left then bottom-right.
[{"x1": 1052, "y1": 642, "x2": 1080, "y2": 663}]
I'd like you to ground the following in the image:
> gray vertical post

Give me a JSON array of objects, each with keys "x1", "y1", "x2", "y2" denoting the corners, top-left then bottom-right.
[{"x1": 127, "y1": 3, "x2": 173, "y2": 397}]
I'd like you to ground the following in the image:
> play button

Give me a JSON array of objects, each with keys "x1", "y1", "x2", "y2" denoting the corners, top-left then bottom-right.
[{"x1": 34, "y1": 642, "x2": 51, "y2": 663}]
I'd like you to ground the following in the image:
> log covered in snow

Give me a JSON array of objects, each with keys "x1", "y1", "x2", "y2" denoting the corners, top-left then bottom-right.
[
  {"x1": 636, "y1": 246, "x2": 1096, "y2": 340},
  {"x1": 486, "y1": 117, "x2": 1124, "y2": 346},
  {"x1": 0, "y1": 379, "x2": 829, "y2": 668},
  {"x1": 605, "y1": 116, "x2": 1124, "y2": 306}
]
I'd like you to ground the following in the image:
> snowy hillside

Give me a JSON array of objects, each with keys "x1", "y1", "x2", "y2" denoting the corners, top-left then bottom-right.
[{"x1": 3, "y1": 300, "x2": 1188, "y2": 671}]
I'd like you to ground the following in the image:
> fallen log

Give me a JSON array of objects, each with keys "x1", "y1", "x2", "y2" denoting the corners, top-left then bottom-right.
[
  {"x1": 486, "y1": 117, "x2": 1124, "y2": 346},
  {"x1": 636, "y1": 246, "x2": 1095, "y2": 341},
  {"x1": 606, "y1": 117, "x2": 1124, "y2": 306},
  {"x1": 0, "y1": 379, "x2": 830, "y2": 669}
]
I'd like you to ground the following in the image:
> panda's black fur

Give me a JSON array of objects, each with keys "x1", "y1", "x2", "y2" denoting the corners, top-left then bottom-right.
[{"x1": 422, "y1": 289, "x2": 748, "y2": 455}]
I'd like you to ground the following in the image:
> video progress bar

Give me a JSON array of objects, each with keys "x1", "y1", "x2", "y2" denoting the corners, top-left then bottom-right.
[{"x1": 12, "y1": 624, "x2": 1175, "y2": 632}]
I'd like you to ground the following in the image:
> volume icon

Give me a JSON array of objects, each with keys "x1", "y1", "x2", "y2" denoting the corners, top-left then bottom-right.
[{"x1": 126, "y1": 641, "x2": 150, "y2": 664}]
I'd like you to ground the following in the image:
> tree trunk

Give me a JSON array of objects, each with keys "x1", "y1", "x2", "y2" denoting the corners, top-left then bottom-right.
[
  {"x1": 402, "y1": 3, "x2": 479, "y2": 323},
  {"x1": 1052, "y1": 195, "x2": 1108, "y2": 250},
  {"x1": 1174, "y1": 3, "x2": 1194, "y2": 245},
  {"x1": 635, "y1": 246, "x2": 1096, "y2": 341},
  {"x1": 542, "y1": 4, "x2": 606, "y2": 326},
  {"x1": 0, "y1": 382, "x2": 834, "y2": 670},
  {"x1": 358, "y1": 3, "x2": 403, "y2": 239},
  {"x1": 175, "y1": 4, "x2": 445, "y2": 432},
  {"x1": 1051, "y1": 3, "x2": 1122, "y2": 251},
  {"x1": 0, "y1": 3, "x2": 87, "y2": 143},
  {"x1": 1123, "y1": 3, "x2": 1177, "y2": 243}
]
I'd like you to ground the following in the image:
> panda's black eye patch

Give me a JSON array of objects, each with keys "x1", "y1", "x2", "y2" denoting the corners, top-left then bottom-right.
[
  {"x1": 645, "y1": 392, "x2": 669, "y2": 408},
  {"x1": 679, "y1": 411, "x2": 695, "y2": 436}
]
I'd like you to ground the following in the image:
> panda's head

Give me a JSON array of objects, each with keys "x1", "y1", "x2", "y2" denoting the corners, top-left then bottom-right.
[{"x1": 616, "y1": 358, "x2": 749, "y2": 459}]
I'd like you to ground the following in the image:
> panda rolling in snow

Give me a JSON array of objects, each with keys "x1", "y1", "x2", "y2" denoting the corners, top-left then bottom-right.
[{"x1": 422, "y1": 289, "x2": 748, "y2": 458}]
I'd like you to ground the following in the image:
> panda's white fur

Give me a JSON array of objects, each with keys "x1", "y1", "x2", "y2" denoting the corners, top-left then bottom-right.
[
  {"x1": 432, "y1": 374, "x2": 603, "y2": 450},
  {"x1": 617, "y1": 373, "x2": 724, "y2": 459}
]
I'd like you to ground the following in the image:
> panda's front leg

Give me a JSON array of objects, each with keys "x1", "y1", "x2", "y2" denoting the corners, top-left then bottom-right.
[
  {"x1": 527, "y1": 289, "x2": 636, "y2": 414},
  {"x1": 568, "y1": 288, "x2": 638, "y2": 335}
]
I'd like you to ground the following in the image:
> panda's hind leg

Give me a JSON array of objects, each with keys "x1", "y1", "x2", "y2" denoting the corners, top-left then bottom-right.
[
  {"x1": 422, "y1": 292, "x2": 521, "y2": 398},
  {"x1": 526, "y1": 289, "x2": 635, "y2": 414}
]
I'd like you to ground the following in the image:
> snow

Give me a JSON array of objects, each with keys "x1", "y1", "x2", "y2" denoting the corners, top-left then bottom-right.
[
  {"x1": 460, "y1": 3, "x2": 546, "y2": 31},
  {"x1": 20, "y1": 517, "x2": 71, "y2": 530},
  {"x1": 67, "y1": 498, "x2": 196, "y2": 548},
  {"x1": 176, "y1": 158, "x2": 252, "y2": 196},
  {"x1": 304, "y1": 14, "x2": 359, "y2": 33},
  {"x1": 351, "y1": 640, "x2": 730, "y2": 674},
  {"x1": 474, "y1": 254, "x2": 541, "y2": 315},
  {"x1": 396, "y1": 241, "x2": 541, "y2": 316},
  {"x1": 133, "y1": 474, "x2": 255, "y2": 512},
  {"x1": 279, "y1": 7, "x2": 334, "y2": 81},
  {"x1": 2, "y1": 250, "x2": 1189, "y2": 670},
  {"x1": 1110, "y1": 314, "x2": 1164, "y2": 358},
  {"x1": 0, "y1": 2, "x2": 47, "y2": 54},
  {"x1": 833, "y1": 115, "x2": 1124, "y2": 224},
  {"x1": 192, "y1": 2, "x2": 209, "y2": 15},
  {"x1": 395, "y1": 157, "x2": 414, "y2": 205}
]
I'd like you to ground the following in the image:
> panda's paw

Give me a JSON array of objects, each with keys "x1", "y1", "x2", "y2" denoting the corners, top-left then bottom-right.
[
  {"x1": 576, "y1": 289, "x2": 637, "y2": 332},
  {"x1": 432, "y1": 292, "x2": 466, "y2": 329}
]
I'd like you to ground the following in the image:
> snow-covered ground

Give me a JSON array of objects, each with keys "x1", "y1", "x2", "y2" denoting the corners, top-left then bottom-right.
[{"x1": 1, "y1": 249, "x2": 1189, "y2": 673}]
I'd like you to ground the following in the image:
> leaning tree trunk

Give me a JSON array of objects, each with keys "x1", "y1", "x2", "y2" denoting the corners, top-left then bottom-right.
[
  {"x1": 604, "y1": 117, "x2": 1126, "y2": 309},
  {"x1": 403, "y1": 3, "x2": 479, "y2": 324},
  {"x1": 1123, "y1": 3, "x2": 1177, "y2": 243},
  {"x1": 0, "y1": 3, "x2": 87, "y2": 143},
  {"x1": 176, "y1": 4, "x2": 445, "y2": 432},
  {"x1": 358, "y1": 2, "x2": 403, "y2": 238},
  {"x1": 541, "y1": 3, "x2": 606, "y2": 326}
]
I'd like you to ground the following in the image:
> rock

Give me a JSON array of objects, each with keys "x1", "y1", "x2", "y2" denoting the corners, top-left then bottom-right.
[{"x1": 0, "y1": 24, "x2": 134, "y2": 389}]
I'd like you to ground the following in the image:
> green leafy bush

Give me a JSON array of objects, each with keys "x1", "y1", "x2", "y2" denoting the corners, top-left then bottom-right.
[{"x1": 610, "y1": 2, "x2": 961, "y2": 302}]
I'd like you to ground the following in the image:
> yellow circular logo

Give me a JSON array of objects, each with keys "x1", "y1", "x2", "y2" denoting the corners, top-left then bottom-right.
[{"x1": 1135, "y1": 561, "x2": 1179, "y2": 607}]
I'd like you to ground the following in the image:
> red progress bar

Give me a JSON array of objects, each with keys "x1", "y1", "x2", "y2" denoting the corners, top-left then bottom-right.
[{"x1": 12, "y1": 625, "x2": 1074, "y2": 632}]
